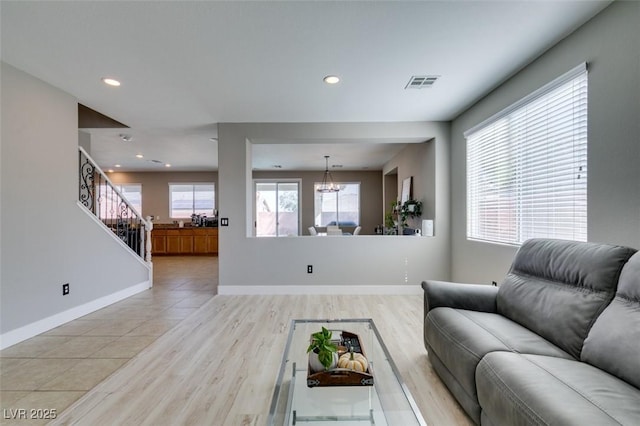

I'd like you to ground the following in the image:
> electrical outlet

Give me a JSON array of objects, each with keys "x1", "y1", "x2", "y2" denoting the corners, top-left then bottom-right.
[
  {"x1": 220, "y1": 218, "x2": 229, "y2": 226},
  {"x1": 62, "y1": 283, "x2": 70, "y2": 295},
  {"x1": 307, "y1": 265, "x2": 313, "y2": 274}
]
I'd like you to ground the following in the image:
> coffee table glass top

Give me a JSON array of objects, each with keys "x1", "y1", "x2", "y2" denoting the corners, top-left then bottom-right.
[{"x1": 268, "y1": 319, "x2": 426, "y2": 425}]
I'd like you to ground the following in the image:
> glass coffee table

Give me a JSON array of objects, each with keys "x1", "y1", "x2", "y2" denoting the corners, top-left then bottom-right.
[{"x1": 267, "y1": 319, "x2": 427, "y2": 425}]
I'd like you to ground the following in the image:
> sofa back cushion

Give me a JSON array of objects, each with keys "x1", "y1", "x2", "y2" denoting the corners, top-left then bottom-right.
[
  {"x1": 497, "y1": 239, "x2": 636, "y2": 359},
  {"x1": 582, "y1": 251, "x2": 640, "y2": 388}
]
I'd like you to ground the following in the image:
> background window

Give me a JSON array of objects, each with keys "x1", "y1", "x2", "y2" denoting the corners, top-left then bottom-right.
[
  {"x1": 314, "y1": 183, "x2": 360, "y2": 227},
  {"x1": 98, "y1": 183, "x2": 142, "y2": 219},
  {"x1": 466, "y1": 64, "x2": 587, "y2": 246},
  {"x1": 255, "y1": 181, "x2": 300, "y2": 237},
  {"x1": 170, "y1": 183, "x2": 215, "y2": 218}
]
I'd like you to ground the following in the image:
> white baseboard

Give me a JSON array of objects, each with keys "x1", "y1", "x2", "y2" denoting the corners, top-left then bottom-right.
[
  {"x1": 0, "y1": 280, "x2": 150, "y2": 350},
  {"x1": 218, "y1": 285, "x2": 423, "y2": 295}
]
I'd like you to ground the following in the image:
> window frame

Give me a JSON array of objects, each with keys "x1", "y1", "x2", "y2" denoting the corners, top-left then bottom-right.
[
  {"x1": 169, "y1": 182, "x2": 216, "y2": 219},
  {"x1": 253, "y1": 179, "x2": 302, "y2": 237}
]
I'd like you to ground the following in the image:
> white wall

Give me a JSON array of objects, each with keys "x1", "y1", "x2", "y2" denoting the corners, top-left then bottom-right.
[
  {"x1": 0, "y1": 63, "x2": 150, "y2": 346},
  {"x1": 217, "y1": 122, "x2": 450, "y2": 293},
  {"x1": 108, "y1": 171, "x2": 218, "y2": 223},
  {"x1": 450, "y1": 1, "x2": 640, "y2": 284},
  {"x1": 383, "y1": 140, "x2": 437, "y2": 230}
]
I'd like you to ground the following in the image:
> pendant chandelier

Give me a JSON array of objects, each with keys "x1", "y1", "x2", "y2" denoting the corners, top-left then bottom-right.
[{"x1": 316, "y1": 155, "x2": 340, "y2": 193}]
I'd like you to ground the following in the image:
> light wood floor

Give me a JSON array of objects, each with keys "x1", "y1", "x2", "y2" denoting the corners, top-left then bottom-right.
[
  {"x1": 1, "y1": 257, "x2": 471, "y2": 426},
  {"x1": 0, "y1": 256, "x2": 217, "y2": 425}
]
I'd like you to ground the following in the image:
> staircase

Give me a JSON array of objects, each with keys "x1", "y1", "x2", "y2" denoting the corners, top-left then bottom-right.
[{"x1": 78, "y1": 147, "x2": 153, "y2": 263}]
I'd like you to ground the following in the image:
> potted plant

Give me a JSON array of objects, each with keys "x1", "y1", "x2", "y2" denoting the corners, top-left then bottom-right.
[
  {"x1": 400, "y1": 200, "x2": 423, "y2": 227},
  {"x1": 384, "y1": 201, "x2": 399, "y2": 235},
  {"x1": 307, "y1": 327, "x2": 338, "y2": 372}
]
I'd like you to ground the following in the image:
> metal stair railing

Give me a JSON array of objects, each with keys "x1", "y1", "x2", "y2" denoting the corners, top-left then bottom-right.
[{"x1": 78, "y1": 147, "x2": 152, "y2": 261}]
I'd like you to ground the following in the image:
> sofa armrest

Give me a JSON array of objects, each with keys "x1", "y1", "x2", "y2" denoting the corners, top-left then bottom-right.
[{"x1": 422, "y1": 280, "x2": 498, "y2": 315}]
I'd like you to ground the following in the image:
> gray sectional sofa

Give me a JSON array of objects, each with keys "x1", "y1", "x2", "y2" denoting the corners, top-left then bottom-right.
[{"x1": 422, "y1": 239, "x2": 640, "y2": 425}]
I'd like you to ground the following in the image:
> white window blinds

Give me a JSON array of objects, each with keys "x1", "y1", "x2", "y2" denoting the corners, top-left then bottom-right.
[
  {"x1": 465, "y1": 63, "x2": 588, "y2": 246},
  {"x1": 169, "y1": 183, "x2": 215, "y2": 218}
]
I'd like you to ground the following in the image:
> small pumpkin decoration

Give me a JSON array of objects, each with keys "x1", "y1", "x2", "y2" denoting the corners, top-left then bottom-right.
[{"x1": 338, "y1": 347, "x2": 368, "y2": 372}]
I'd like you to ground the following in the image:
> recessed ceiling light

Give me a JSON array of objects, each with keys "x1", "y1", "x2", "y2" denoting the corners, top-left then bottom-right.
[
  {"x1": 165, "y1": 164, "x2": 171, "y2": 168},
  {"x1": 102, "y1": 77, "x2": 121, "y2": 87},
  {"x1": 332, "y1": 164, "x2": 343, "y2": 168},
  {"x1": 135, "y1": 154, "x2": 144, "y2": 158},
  {"x1": 107, "y1": 169, "x2": 114, "y2": 173},
  {"x1": 115, "y1": 164, "x2": 121, "y2": 168},
  {"x1": 209, "y1": 137, "x2": 218, "y2": 142},
  {"x1": 119, "y1": 134, "x2": 132, "y2": 142},
  {"x1": 323, "y1": 75, "x2": 340, "y2": 84}
]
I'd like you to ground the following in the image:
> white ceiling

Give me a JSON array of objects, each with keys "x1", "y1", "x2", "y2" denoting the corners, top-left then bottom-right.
[
  {"x1": 252, "y1": 139, "x2": 427, "y2": 171},
  {"x1": 1, "y1": 1, "x2": 611, "y2": 171}
]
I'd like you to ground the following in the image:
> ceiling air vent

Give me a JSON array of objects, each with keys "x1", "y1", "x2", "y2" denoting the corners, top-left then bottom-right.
[{"x1": 405, "y1": 75, "x2": 439, "y2": 89}]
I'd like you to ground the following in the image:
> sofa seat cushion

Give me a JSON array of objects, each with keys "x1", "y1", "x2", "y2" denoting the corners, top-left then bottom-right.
[
  {"x1": 425, "y1": 308, "x2": 573, "y2": 402},
  {"x1": 476, "y1": 352, "x2": 640, "y2": 426}
]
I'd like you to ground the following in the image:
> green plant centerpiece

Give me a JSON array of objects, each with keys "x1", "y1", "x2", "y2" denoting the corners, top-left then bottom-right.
[
  {"x1": 399, "y1": 199, "x2": 423, "y2": 228},
  {"x1": 307, "y1": 327, "x2": 339, "y2": 372}
]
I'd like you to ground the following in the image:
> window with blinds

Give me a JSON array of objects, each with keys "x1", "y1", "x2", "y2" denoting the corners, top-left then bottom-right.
[
  {"x1": 465, "y1": 63, "x2": 588, "y2": 246},
  {"x1": 169, "y1": 183, "x2": 215, "y2": 218}
]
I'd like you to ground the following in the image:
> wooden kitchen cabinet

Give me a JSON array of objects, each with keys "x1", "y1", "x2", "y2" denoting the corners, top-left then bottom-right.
[
  {"x1": 180, "y1": 235, "x2": 194, "y2": 253},
  {"x1": 193, "y1": 232, "x2": 208, "y2": 253},
  {"x1": 166, "y1": 230, "x2": 182, "y2": 254},
  {"x1": 152, "y1": 233, "x2": 167, "y2": 254},
  {"x1": 207, "y1": 233, "x2": 218, "y2": 254},
  {"x1": 151, "y1": 227, "x2": 218, "y2": 255},
  {"x1": 193, "y1": 228, "x2": 218, "y2": 255}
]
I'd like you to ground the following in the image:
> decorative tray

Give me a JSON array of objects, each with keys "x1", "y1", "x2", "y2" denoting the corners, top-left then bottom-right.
[{"x1": 307, "y1": 330, "x2": 374, "y2": 387}]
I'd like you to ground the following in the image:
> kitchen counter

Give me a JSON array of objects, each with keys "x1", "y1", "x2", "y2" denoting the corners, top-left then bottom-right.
[
  {"x1": 151, "y1": 227, "x2": 218, "y2": 255},
  {"x1": 152, "y1": 223, "x2": 218, "y2": 229}
]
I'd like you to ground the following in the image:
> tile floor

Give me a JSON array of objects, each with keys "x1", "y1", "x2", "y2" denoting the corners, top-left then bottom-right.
[{"x1": 0, "y1": 256, "x2": 217, "y2": 425}]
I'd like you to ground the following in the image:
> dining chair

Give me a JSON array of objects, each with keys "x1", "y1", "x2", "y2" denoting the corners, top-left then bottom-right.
[
  {"x1": 308, "y1": 226, "x2": 318, "y2": 236},
  {"x1": 353, "y1": 226, "x2": 362, "y2": 235}
]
